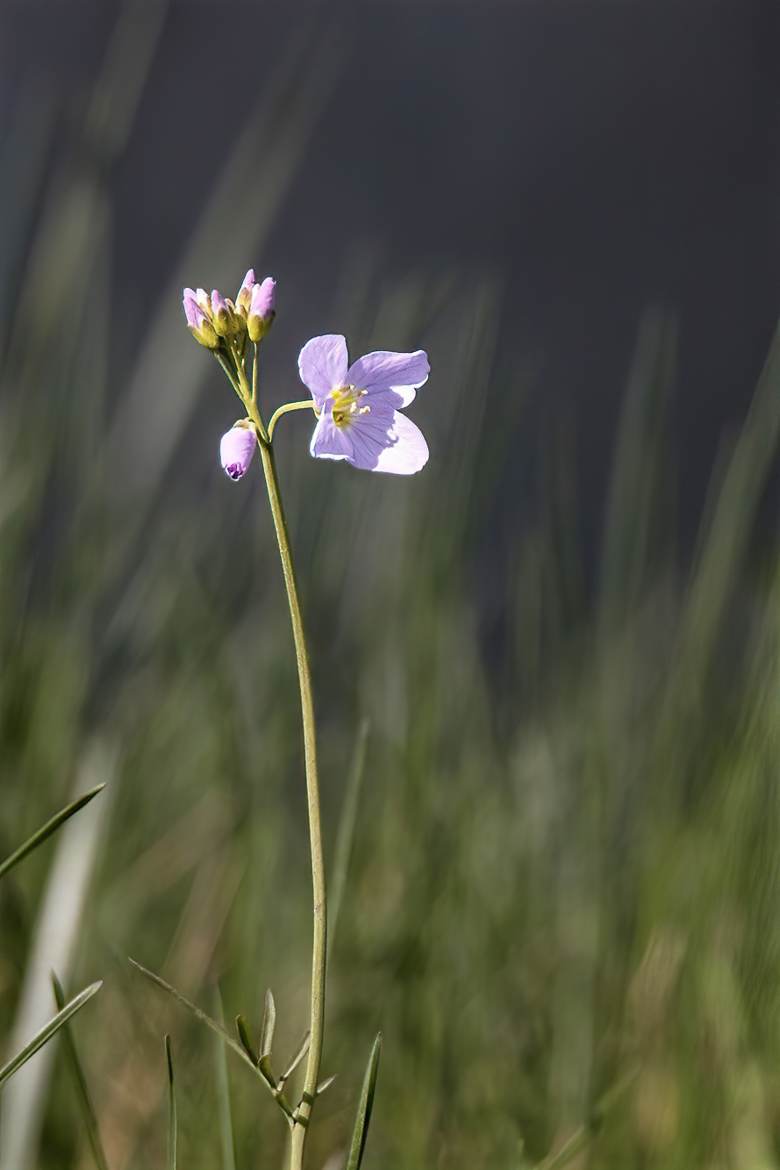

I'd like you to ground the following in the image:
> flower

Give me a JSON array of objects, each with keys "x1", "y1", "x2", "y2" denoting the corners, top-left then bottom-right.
[
  {"x1": 298, "y1": 335, "x2": 429, "y2": 474},
  {"x1": 183, "y1": 288, "x2": 218, "y2": 348},
  {"x1": 220, "y1": 422, "x2": 257, "y2": 481},
  {"x1": 247, "y1": 277, "x2": 276, "y2": 342}
]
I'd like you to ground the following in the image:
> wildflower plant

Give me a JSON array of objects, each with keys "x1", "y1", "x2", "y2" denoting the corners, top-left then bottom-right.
[{"x1": 137, "y1": 269, "x2": 429, "y2": 1170}]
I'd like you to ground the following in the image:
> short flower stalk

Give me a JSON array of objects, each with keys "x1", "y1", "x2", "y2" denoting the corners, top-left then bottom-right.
[{"x1": 180, "y1": 269, "x2": 430, "y2": 1170}]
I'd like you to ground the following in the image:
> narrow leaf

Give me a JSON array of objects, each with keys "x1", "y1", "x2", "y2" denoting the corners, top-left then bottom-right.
[
  {"x1": 235, "y1": 1015, "x2": 257, "y2": 1064},
  {"x1": 345, "y1": 1032, "x2": 382, "y2": 1170},
  {"x1": 259, "y1": 988, "x2": 276, "y2": 1059},
  {"x1": 165, "y1": 1036, "x2": 177, "y2": 1170},
  {"x1": 316, "y1": 1073, "x2": 337, "y2": 1096},
  {"x1": 129, "y1": 959, "x2": 293, "y2": 1119},
  {"x1": 51, "y1": 973, "x2": 110, "y2": 1170},
  {"x1": 277, "y1": 1031, "x2": 310, "y2": 1090},
  {"x1": 0, "y1": 981, "x2": 102, "y2": 1087},
  {"x1": 0, "y1": 785, "x2": 104, "y2": 881}
]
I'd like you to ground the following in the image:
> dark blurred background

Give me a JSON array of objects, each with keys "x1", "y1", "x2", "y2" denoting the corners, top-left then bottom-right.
[{"x1": 1, "y1": 2, "x2": 779, "y2": 1169}]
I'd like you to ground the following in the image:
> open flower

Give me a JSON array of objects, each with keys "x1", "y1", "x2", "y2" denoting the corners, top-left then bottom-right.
[
  {"x1": 220, "y1": 422, "x2": 257, "y2": 481},
  {"x1": 298, "y1": 335, "x2": 429, "y2": 474}
]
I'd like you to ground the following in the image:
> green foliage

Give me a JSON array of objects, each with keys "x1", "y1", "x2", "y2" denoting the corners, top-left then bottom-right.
[
  {"x1": 346, "y1": 1033, "x2": 382, "y2": 1170},
  {"x1": 0, "y1": 983, "x2": 102, "y2": 1089}
]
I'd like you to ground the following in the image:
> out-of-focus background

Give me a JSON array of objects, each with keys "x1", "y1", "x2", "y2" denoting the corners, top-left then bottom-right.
[{"x1": 1, "y1": 2, "x2": 779, "y2": 1167}]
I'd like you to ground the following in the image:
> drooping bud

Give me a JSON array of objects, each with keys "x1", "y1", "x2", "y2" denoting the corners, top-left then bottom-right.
[
  {"x1": 183, "y1": 290, "x2": 218, "y2": 349},
  {"x1": 220, "y1": 421, "x2": 257, "y2": 481},
  {"x1": 236, "y1": 268, "x2": 256, "y2": 316},
  {"x1": 247, "y1": 276, "x2": 276, "y2": 342}
]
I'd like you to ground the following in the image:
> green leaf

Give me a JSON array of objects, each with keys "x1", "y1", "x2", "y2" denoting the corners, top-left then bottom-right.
[
  {"x1": 234, "y1": 1015, "x2": 257, "y2": 1064},
  {"x1": 259, "y1": 988, "x2": 276, "y2": 1060},
  {"x1": 51, "y1": 973, "x2": 110, "y2": 1170},
  {"x1": 129, "y1": 959, "x2": 293, "y2": 1120},
  {"x1": 0, "y1": 784, "x2": 104, "y2": 881},
  {"x1": 165, "y1": 1036, "x2": 177, "y2": 1170},
  {"x1": 345, "y1": 1032, "x2": 382, "y2": 1170},
  {"x1": 0, "y1": 980, "x2": 102, "y2": 1087},
  {"x1": 277, "y1": 1031, "x2": 310, "y2": 1091}
]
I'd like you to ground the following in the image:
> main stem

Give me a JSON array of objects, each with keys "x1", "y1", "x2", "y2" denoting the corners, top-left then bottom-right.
[{"x1": 255, "y1": 434, "x2": 327, "y2": 1170}]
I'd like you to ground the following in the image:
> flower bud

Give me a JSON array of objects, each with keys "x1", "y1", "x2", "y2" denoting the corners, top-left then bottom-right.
[
  {"x1": 194, "y1": 287, "x2": 211, "y2": 314},
  {"x1": 247, "y1": 276, "x2": 276, "y2": 342},
  {"x1": 211, "y1": 289, "x2": 233, "y2": 337},
  {"x1": 236, "y1": 268, "x2": 256, "y2": 316},
  {"x1": 183, "y1": 290, "x2": 218, "y2": 349},
  {"x1": 220, "y1": 422, "x2": 257, "y2": 481}
]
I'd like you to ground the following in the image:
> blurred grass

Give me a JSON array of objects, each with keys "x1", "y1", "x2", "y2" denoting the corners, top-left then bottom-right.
[{"x1": 2, "y1": 6, "x2": 780, "y2": 1170}]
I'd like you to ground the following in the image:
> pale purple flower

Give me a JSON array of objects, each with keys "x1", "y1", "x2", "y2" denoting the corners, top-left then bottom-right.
[
  {"x1": 220, "y1": 423, "x2": 257, "y2": 481},
  {"x1": 298, "y1": 335, "x2": 429, "y2": 475},
  {"x1": 247, "y1": 277, "x2": 276, "y2": 342}
]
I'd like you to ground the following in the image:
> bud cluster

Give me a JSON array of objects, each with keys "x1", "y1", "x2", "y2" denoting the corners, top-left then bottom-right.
[{"x1": 183, "y1": 270, "x2": 276, "y2": 351}]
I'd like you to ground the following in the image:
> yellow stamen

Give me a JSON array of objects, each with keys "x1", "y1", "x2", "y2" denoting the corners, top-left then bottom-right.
[{"x1": 330, "y1": 385, "x2": 369, "y2": 429}]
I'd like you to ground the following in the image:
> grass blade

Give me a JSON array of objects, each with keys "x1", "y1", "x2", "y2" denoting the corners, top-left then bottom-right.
[
  {"x1": 0, "y1": 785, "x2": 104, "y2": 881},
  {"x1": 0, "y1": 982, "x2": 102, "y2": 1087},
  {"x1": 129, "y1": 959, "x2": 293, "y2": 1120},
  {"x1": 51, "y1": 974, "x2": 110, "y2": 1170},
  {"x1": 345, "y1": 1033, "x2": 382, "y2": 1170},
  {"x1": 330, "y1": 720, "x2": 370, "y2": 951},
  {"x1": 213, "y1": 992, "x2": 236, "y2": 1170},
  {"x1": 165, "y1": 1036, "x2": 177, "y2": 1170}
]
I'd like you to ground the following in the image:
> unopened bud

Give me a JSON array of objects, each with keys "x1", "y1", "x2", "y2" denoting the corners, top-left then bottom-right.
[
  {"x1": 211, "y1": 290, "x2": 233, "y2": 337},
  {"x1": 236, "y1": 268, "x2": 256, "y2": 316},
  {"x1": 247, "y1": 276, "x2": 276, "y2": 342},
  {"x1": 183, "y1": 290, "x2": 218, "y2": 349},
  {"x1": 220, "y1": 422, "x2": 257, "y2": 481}
]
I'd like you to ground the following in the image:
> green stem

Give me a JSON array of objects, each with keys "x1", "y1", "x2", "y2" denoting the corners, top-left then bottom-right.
[
  {"x1": 267, "y1": 400, "x2": 316, "y2": 443},
  {"x1": 248, "y1": 413, "x2": 327, "y2": 1170}
]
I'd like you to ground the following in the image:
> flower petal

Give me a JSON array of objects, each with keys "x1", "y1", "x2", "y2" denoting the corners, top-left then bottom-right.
[
  {"x1": 369, "y1": 411, "x2": 429, "y2": 475},
  {"x1": 346, "y1": 350, "x2": 429, "y2": 405},
  {"x1": 309, "y1": 413, "x2": 354, "y2": 462},
  {"x1": 343, "y1": 409, "x2": 428, "y2": 475},
  {"x1": 298, "y1": 335, "x2": 349, "y2": 407}
]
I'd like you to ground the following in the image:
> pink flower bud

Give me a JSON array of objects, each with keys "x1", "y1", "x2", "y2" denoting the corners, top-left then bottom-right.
[
  {"x1": 220, "y1": 423, "x2": 257, "y2": 481},
  {"x1": 183, "y1": 290, "x2": 218, "y2": 349},
  {"x1": 247, "y1": 276, "x2": 276, "y2": 342},
  {"x1": 236, "y1": 268, "x2": 256, "y2": 315},
  {"x1": 211, "y1": 289, "x2": 232, "y2": 337}
]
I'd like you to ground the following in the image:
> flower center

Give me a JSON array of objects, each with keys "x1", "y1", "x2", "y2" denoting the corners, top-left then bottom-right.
[{"x1": 330, "y1": 385, "x2": 370, "y2": 429}]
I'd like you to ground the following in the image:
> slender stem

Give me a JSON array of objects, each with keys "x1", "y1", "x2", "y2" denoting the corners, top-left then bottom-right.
[
  {"x1": 246, "y1": 397, "x2": 326, "y2": 1170},
  {"x1": 267, "y1": 400, "x2": 316, "y2": 443},
  {"x1": 261, "y1": 442, "x2": 326, "y2": 1169},
  {"x1": 225, "y1": 342, "x2": 325, "y2": 1167},
  {"x1": 214, "y1": 349, "x2": 242, "y2": 396}
]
